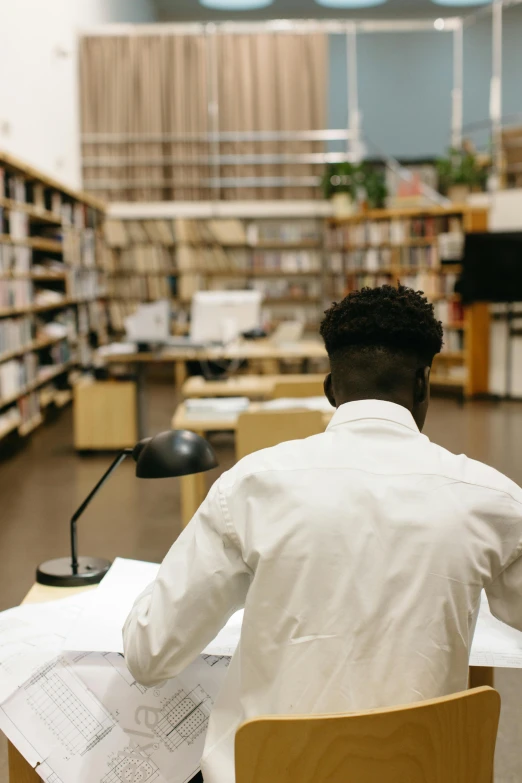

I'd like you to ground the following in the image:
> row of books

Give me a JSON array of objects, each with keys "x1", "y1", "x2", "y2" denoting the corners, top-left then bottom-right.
[
  {"x1": 0, "y1": 209, "x2": 30, "y2": 240},
  {"x1": 104, "y1": 217, "x2": 322, "y2": 250},
  {"x1": 247, "y1": 279, "x2": 321, "y2": 300},
  {"x1": 77, "y1": 301, "x2": 109, "y2": 345},
  {"x1": 433, "y1": 299, "x2": 465, "y2": 326},
  {"x1": 18, "y1": 392, "x2": 41, "y2": 429},
  {"x1": 399, "y1": 273, "x2": 458, "y2": 299},
  {"x1": 0, "y1": 279, "x2": 32, "y2": 309},
  {"x1": 0, "y1": 167, "x2": 96, "y2": 229},
  {"x1": 68, "y1": 269, "x2": 107, "y2": 300},
  {"x1": 248, "y1": 251, "x2": 321, "y2": 273},
  {"x1": 108, "y1": 245, "x2": 174, "y2": 274},
  {"x1": 107, "y1": 275, "x2": 171, "y2": 300},
  {"x1": 63, "y1": 228, "x2": 96, "y2": 268},
  {"x1": 0, "y1": 405, "x2": 22, "y2": 437},
  {"x1": 104, "y1": 219, "x2": 176, "y2": 248},
  {"x1": 246, "y1": 220, "x2": 321, "y2": 245},
  {"x1": 399, "y1": 246, "x2": 442, "y2": 270},
  {"x1": 440, "y1": 329, "x2": 465, "y2": 353},
  {"x1": 0, "y1": 317, "x2": 32, "y2": 358},
  {"x1": 107, "y1": 300, "x2": 140, "y2": 332},
  {"x1": 340, "y1": 274, "x2": 391, "y2": 297},
  {"x1": 0, "y1": 353, "x2": 38, "y2": 401},
  {"x1": 326, "y1": 218, "x2": 464, "y2": 249},
  {"x1": 0, "y1": 244, "x2": 32, "y2": 275}
]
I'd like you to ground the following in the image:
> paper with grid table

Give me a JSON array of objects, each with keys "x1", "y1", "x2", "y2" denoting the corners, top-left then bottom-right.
[{"x1": 1, "y1": 557, "x2": 522, "y2": 783}]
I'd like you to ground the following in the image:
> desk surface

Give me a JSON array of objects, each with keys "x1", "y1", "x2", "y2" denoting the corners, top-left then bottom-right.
[
  {"x1": 102, "y1": 339, "x2": 327, "y2": 364},
  {"x1": 22, "y1": 583, "x2": 96, "y2": 605},
  {"x1": 182, "y1": 373, "x2": 326, "y2": 399},
  {"x1": 172, "y1": 400, "x2": 333, "y2": 433}
]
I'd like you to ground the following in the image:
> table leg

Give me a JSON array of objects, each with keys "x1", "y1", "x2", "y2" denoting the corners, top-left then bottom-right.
[
  {"x1": 469, "y1": 665, "x2": 494, "y2": 688},
  {"x1": 174, "y1": 360, "x2": 188, "y2": 390},
  {"x1": 8, "y1": 743, "x2": 39, "y2": 783},
  {"x1": 135, "y1": 363, "x2": 148, "y2": 439},
  {"x1": 180, "y1": 471, "x2": 207, "y2": 526}
]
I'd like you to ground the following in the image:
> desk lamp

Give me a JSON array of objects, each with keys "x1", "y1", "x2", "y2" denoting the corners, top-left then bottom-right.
[{"x1": 36, "y1": 430, "x2": 217, "y2": 587}]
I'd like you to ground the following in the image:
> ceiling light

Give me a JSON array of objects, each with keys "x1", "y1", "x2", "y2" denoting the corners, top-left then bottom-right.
[
  {"x1": 431, "y1": 0, "x2": 490, "y2": 6},
  {"x1": 199, "y1": 0, "x2": 274, "y2": 8},
  {"x1": 315, "y1": 0, "x2": 387, "y2": 6},
  {"x1": 434, "y1": 17, "x2": 445, "y2": 29}
]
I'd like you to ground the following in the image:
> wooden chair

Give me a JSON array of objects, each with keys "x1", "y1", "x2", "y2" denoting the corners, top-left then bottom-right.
[
  {"x1": 272, "y1": 378, "x2": 325, "y2": 399},
  {"x1": 236, "y1": 409, "x2": 325, "y2": 459},
  {"x1": 235, "y1": 686, "x2": 500, "y2": 783}
]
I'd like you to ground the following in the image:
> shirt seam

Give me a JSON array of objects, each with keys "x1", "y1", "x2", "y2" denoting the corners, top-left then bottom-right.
[
  {"x1": 327, "y1": 416, "x2": 418, "y2": 433},
  {"x1": 225, "y1": 464, "x2": 522, "y2": 509},
  {"x1": 217, "y1": 480, "x2": 243, "y2": 550},
  {"x1": 489, "y1": 538, "x2": 522, "y2": 585}
]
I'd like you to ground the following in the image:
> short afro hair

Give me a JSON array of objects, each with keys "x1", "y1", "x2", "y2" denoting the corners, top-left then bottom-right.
[{"x1": 320, "y1": 284, "x2": 444, "y2": 364}]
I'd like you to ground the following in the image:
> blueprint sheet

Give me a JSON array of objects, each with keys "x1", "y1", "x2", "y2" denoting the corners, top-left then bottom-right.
[
  {"x1": 0, "y1": 651, "x2": 229, "y2": 783},
  {"x1": 0, "y1": 592, "x2": 97, "y2": 703}
]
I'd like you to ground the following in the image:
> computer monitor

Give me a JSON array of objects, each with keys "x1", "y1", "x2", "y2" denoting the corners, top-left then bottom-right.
[
  {"x1": 190, "y1": 290, "x2": 263, "y2": 343},
  {"x1": 124, "y1": 300, "x2": 171, "y2": 342}
]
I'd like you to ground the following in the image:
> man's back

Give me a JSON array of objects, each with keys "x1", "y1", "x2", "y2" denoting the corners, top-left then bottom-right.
[
  {"x1": 124, "y1": 286, "x2": 522, "y2": 783},
  {"x1": 125, "y1": 401, "x2": 522, "y2": 783}
]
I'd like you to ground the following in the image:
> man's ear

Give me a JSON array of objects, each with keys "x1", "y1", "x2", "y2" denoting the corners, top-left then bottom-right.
[
  {"x1": 415, "y1": 366, "x2": 430, "y2": 403},
  {"x1": 324, "y1": 373, "x2": 336, "y2": 408}
]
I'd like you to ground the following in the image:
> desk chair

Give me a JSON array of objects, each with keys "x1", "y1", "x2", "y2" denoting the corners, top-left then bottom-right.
[
  {"x1": 272, "y1": 379, "x2": 325, "y2": 398},
  {"x1": 235, "y1": 686, "x2": 500, "y2": 783},
  {"x1": 236, "y1": 409, "x2": 325, "y2": 459}
]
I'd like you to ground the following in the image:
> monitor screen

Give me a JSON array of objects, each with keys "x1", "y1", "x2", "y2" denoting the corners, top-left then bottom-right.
[
  {"x1": 460, "y1": 232, "x2": 522, "y2": 304},
  {"x1": 190, "y1": 290, "x2": 263, "y2": 343}
]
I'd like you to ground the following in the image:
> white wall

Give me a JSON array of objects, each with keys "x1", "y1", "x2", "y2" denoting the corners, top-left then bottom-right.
[{"x1": 0, "y1": 0, "x2": 156, "y2": 190}]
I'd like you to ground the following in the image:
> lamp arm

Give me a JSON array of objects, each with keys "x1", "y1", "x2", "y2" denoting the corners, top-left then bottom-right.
[{"x1": 70, "y1": 448, "x2": 133, "y2": 573}]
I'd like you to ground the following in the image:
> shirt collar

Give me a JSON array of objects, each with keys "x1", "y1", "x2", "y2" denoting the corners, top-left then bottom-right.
[{"x1": 326, "y1": 399, "x2": 420, "y2": 433}]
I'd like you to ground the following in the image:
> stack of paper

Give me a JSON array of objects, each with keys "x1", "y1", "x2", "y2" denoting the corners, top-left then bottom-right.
[
  {"x1": 260, "y1": 396, "x2": 333, "y2": 413},
  {"x1": 184, "y1": 396, "x2": 250, "y2": 420}
]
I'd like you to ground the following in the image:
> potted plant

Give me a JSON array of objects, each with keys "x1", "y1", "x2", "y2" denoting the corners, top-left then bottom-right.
[
  {"x1": 436, "y1": 143, "x2": 489, "y2": 203},
  {"x1": 322, "y1": 162, "x2": 388, "y2": 214},
  {"x1": 360, "y1": 165, "x2": 388, "y2": 210},
  {"x1": 321, "y1": 162, "x2": 358, "y2": 216}
]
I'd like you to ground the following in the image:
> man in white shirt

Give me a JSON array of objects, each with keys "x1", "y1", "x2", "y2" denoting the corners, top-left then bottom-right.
[{"x1": 124, "y1": 284, "x2": 522, "y2": 783}]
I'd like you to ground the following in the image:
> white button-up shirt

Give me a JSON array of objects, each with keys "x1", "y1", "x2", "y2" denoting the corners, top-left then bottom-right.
[{"x1": 124, "y1": 400, "x2": 522, "y2": 783}]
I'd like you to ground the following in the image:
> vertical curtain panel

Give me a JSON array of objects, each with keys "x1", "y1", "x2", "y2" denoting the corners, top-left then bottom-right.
[{"x1": 80, "y1": 31, "x2": 327, "y2": 202}]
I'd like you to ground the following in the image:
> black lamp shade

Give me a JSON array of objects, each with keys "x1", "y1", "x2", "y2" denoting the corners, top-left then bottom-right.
[{"x1": 132, "y1": 429, "x2": 218, "y2": 479}]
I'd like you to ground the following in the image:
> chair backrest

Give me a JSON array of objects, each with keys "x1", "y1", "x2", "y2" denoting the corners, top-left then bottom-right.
[
  {"x1": 236, "y1": 409, "x2": 324, "y2": 459},
  {"x1": 272, "y1": 379, "x2": 325, "y2": 399},
  {"x1": 235, "y1": 686, "x2": 500, "y2": 783}
]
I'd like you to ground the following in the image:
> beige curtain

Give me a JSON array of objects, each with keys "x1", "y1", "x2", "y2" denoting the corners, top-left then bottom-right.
[
  {"x1": 217, "y1": 33, "x2": 327, "y2": 201},
  {"x1": 80, "y1": 34, "x2": 210, "y2": 202},
  {"x1": 80, "y1": 31, "x2": 326, "y2": 202}
]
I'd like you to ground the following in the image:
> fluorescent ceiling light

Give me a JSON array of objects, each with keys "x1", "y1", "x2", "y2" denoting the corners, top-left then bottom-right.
[
  {"x1": 315, "y1": 0, "x2": 387, "y2": 7},
  {"x1": 199, "y1": 0, "x2": 274, "y2": 8},
  {"x1": 431, "y1": 0, "x2": 490, "y2": 5}
]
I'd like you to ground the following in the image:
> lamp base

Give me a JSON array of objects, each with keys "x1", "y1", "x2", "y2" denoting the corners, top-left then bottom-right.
[{"x1": 36, "y1": 556, "x2": 111, "y2": 587}]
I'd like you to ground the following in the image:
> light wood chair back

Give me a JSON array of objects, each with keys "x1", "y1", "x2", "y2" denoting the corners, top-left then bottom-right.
[
  {"x1": 272, "y1": 379, "x2": 325, "y2": 399},
  {"x1": 236, "y1": 409, "x2": 324, "y2": 459},
  {"x1": 235, "y1": 686, "x2": 500, "y2": 783}
]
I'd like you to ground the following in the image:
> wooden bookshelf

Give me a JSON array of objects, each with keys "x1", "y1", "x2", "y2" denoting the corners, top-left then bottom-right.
[
  {"x1": 326, "y1": 205, "x2": 489, "y2": 397},
  {"x1": 0, "y1": 150, "x2": 107, "y2": 444},
  {"x1": 102, "y1": 204, "x2": 490, "y2": 398}
]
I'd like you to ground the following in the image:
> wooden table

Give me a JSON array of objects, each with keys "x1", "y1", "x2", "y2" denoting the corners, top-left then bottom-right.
[
  {"x1": 102, "y1": 340, "x2": 327, "y2": 438},
  {"x1": 172, "y1": 401, "x2": 333, "y2": 525},
  {"x1": 4, "y1": 582, "x2": 494, "y2": 782},
  {"x1": 7, "y1": 584, "x2": 96, "y2": 783},
  {"x1": 182, "y1": 373, "x2": 326, "y2": 400}
]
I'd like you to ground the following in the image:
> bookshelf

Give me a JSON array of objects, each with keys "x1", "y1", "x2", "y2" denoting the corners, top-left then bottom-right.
[
  {"x1": 104, "y1": 208, "x2": 327, "y2": 336},
  {"x1": 104, "y1": 202, "x2": 490, "y2": 398},
  {"x1": 0, "y1": 150, "x2": 107, "y2": 443},
  {"x1": 326, "y1": 206, "x2": 489, "y2": 397}
]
